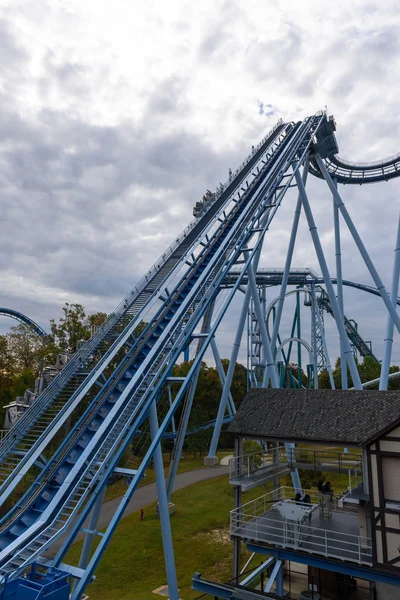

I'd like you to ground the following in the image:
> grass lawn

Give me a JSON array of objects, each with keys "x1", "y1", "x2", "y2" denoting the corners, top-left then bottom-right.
[
  {"x1": 66, "y1": 474, "x2": 259, "y2": 600},
  {"x1": 64, "y1": 451, "x2": 354, "y2": 599}
]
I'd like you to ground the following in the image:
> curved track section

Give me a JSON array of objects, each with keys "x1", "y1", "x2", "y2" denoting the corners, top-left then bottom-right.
[
  {"x1": 0, "y1": 308, "x2": 48, "y2": 340},
  {"x1": 310, "y1": 151, "x2": 400, "y2": 184},
  {"x1": 223, "y1": 269, "x2": 400, "y2": 306}
]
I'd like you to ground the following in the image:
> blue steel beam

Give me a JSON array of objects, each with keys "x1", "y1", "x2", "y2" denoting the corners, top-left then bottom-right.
[
  {"x1": 246, "y1": 543, "x2": 400, "y2": 587},
  {"x1": 0, "y1": 308, "x2": 48, "y2": 340},
  {"x1": 192, "y1": 573, "x2": 279, "y2": 599},
  {"x1": 380, "y1": 213, "x2": 400, "y2": 390},
  {"x1": 316, "y1": 154, "x2": 400, "y2": 339}
]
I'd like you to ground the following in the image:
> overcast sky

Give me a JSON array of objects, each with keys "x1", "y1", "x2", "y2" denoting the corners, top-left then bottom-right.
[{"x1": 1, "y1": 0, "x2": 400, "y2": 365}]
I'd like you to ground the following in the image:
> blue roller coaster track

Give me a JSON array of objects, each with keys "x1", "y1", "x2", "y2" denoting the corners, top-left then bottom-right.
[
  {"x1": 0, "y1": 308, "x2": 48, "y2": 340},
  {"x1": 0, "y1": 111, "x2": 399, "y2": 600}
]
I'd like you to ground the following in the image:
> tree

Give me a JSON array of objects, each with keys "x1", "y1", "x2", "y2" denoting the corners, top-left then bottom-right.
[
  {"x1": 49, "y1": 303, "x2": 89, "y2": 353},
  {"x1": 49, "y1": 303, "x2": 108, "y2": 353},
  {"x1": 186, "y1": 405, "x2": 212, "y2": 457},
  {"x1": 12, "y1": 369, "x2": 36, "y2": 398},
  {"x1": 7, "y1": 324, "x2": 42, "y2": 372},
  {"x1": 319, "y1": 354, "x2": 400, "y2": 390},
  {"x1": 0, "y1": 335, "x2": 15, "y2": 409}
]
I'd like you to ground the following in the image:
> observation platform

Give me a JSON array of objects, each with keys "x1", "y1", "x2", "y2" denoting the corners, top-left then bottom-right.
[
  {"x1": 230, "y1": 487, "x2": 372, "y2": 567},
  {"x1": 229, "y1": 447, "x2": 362, "y2": 491}
]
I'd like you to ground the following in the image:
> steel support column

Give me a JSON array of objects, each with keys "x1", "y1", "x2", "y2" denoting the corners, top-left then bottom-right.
[
  {"x1": 233, "y1": 436, "x2": 242, "y2": 582},
  {"x1": 270, "y1": 159, "x2": 309, "y2": 351},
  {"x1": 316, "y1": 155, "x2": 400, "y2": 337},
  {"x1": 76, "y1": 486, "x2": 106, "y2": 572},
  {"x1": 315, "y1": 294, "x2": 335, "y2": 389},
  {"x1": 333, "y1": 177, "x2": 348, "y2": 389},
  {"x1": 167, "y1": 303, "x2": 214, "y2": 498},
  {"x1": 380, "y1": 213, "x2": 400, "y2": 390},
  {"x1": 207, "y1": 239, "x2": 265, "y2": 458},
  {"x1": 294, "y1": 165, "x2": 363, "y2": 389},
  {"x1": 149, "y1": 402, "x2": 179, "y2": 600},
  {"x1": 296, "y1": 291, "x2": 302, "y2": 387},
  {"x1": 211, "y1": 338, "x2": 236, "y2": 416},
  {"x1": 310, "y1": 285, "x2": 319, "y2": 389}
]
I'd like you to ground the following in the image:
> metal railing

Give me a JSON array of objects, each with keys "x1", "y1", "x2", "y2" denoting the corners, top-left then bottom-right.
[
  {"x1": 348, "y1": 464, "x2": 363, "y2": 494},
  {"x1": 229, "y1": 447, "x2": 362, "y2": 479},
  {"x1": 230, "y1": 487, "x2": 372, "y2": 566}
]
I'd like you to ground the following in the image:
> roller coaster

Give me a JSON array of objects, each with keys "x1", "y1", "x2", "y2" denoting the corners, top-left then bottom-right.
[
  {"x1": 0, "y1": 308, "x2": 48, "y2": 340},
  {"x1": 1, "y1": 112, "x2": 400, "y2": 600}
]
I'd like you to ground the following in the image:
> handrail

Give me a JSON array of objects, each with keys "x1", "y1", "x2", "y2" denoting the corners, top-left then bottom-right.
[
  {"x1": 330, "y1": 151, "x2": 400, "y2": 169},
  {"x1": 229, "y1": 448, "x2": 362, "y2": 479},
  {"x1": 231, "y1": 509, "x2": 372, "y2": 565},
  {"x1": 230, "y1": 486, "x2": 372, "y2": 565}
]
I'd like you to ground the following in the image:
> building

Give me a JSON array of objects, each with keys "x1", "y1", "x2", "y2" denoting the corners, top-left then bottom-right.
[{"x1": 195, "y1": 388, "x2": 400, "y2": 600}]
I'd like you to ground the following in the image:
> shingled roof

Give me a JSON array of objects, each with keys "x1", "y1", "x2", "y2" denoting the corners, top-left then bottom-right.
[{"x1": 227, "y1": 388, "x2": 400, "y2": 446}]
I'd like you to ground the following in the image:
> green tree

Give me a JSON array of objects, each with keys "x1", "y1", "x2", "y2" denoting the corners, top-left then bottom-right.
[
  {"x1": 7, "y1": 324, "x2": 42, "y2": 372},
  {"x1": 12, "y1": 369, "x2": 36, "y2": 397},
  {"x1": 0, "y1": 335, "x2": 15, "y2": 409},
  {"x1": 49, "y1": 303, "x2": 108, "y2": 353},
  {"x1": 49, "y1": 303, "x2": 89, "y2": 353},
  {"x1": 186, "y1": 405, "x2": 212, "y2": 457}
]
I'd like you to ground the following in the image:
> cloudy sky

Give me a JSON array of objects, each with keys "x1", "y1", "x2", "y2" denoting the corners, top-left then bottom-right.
[{"x1": 1, "y1": 0, "x2": 400, "y2": 365}]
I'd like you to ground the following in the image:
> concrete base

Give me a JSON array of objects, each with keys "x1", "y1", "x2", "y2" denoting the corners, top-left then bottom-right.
[
  {"x1": 152, "y1": 584, "x2": 182, "y2": 599},
  {"x1": 203, "y1": 456, "x2": 219, "y2": 466},
  {"x1": 155, "y1": 502, "x2": 176, "y2": 517}
]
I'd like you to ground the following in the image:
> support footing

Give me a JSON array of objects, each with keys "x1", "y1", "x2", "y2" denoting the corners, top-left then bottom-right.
[
  {"x1": 203, "y1": 456, "x2": 219, "y2": 466},
  {"x1": 156, "y1": 502, "x2": 176, "y2": 517}
]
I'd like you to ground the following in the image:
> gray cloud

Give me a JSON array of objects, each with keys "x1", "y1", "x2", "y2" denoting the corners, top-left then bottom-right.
[{"x1": 0, "y1": 0, "x2": 399, "y2": 370}]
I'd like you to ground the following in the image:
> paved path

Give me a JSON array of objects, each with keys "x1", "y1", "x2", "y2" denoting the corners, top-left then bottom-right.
[{"x1": 46, "y1": 465, "x2": 229, "y2": 556}]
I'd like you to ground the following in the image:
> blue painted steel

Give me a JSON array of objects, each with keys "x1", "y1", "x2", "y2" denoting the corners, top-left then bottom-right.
[
  {"x1": 3, "y1": 564, "x2": 70, "y2": 599},
  {"x1": 192, "y1": 573, "x2": 277, "y2": 599},
  {"x1": 69, "y1": 115, "x2": 325, "y2": 596},
  {"x1": 0, "y1": 121, "x2": 290, "y2": 499},
  {"x1": 269, "y1": 159, "x2": 309, "y2": 352},
  {"x1": 76, "y1": 486, "x2": 106, "y2": 572},
  {"x1": 380, "y1": 213, "x2": 400, "y2": 390},
  {"x1": 0, "y1": 309, "x2": 48, "y2": 340},
  {"x1": 246, "y1": 542, "x2": 400, "y2": 587},
  {"x1": 316, "y1": 155, "x2": 400, "y2": 338},
  {"x1": 208, "y1": 242, "x2": 264, "y2": 458},
  {"x1": 332, "y1": 177, "x2": 348, "y2": 389},
  {"x1": 166, "y1": 303, "x2": 214, "y2": 500},
  {"x1": 310, "y1": 150, "x2": 400, "y2": 184},
  {"x1": 192, "y1": 573, "x2": 232, "y2": 599},
  {"x1": 310, "y1": 285, "x2": 319, "y2": 389},
  {"x1": 294, "y1": 166, "x2": 363, "y2": 389},
  {"x1": 0, "y1": 114, "x2": 324, "y2": 595},
  {"x1": 240, "y1": 557, "x2": 274, "y2": 586},
  {"x1": 264, "y1": 559, "x2": 282, "y2": 594},
  {"x1": 149, "y1": 402, "x2": 179, "y2": 600},
  {"x1": 5, "y1": 111, "x2": 399, "y2": 600},
  {"x1": 314, "y1": 291, "x2": 335, "y2": 388},
  {"x1": 296, "y1": 291, "x2": 302, "y2": 387}
]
